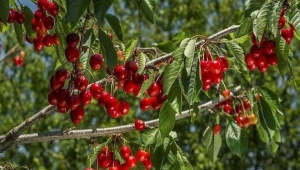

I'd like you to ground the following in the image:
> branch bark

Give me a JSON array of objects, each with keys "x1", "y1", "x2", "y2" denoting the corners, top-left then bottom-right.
[
  {"x1": 0, "y1": 44, "x2": 20, "y2": 62},
  {"x1": 5, "y1": 86, "x2": 241, "y2": 145},
  {"x1": 0, "y1": 25, "x2": 240, "y2": 152}
]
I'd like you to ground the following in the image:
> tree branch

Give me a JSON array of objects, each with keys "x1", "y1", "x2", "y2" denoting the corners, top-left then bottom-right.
[
  {"x1": 0, "y1": 44, "x2": 20, "y2": 62},
  {"x1": 4, "y1": 86, "x2": 241, "y2": 145},
  {"x1": 0, "y1": 25, "x2": 240, "y2": 152}
]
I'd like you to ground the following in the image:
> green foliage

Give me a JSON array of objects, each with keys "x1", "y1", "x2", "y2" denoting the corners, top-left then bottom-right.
[
  {"x1": 93, "y1": 0, "x2": 114, "y2": 26},
  {"x1": 0, "y1": 0, "x2": 9, "y2": 24},
  {"x1": 159, "y1": 101, "x2": 176, "y2": 139},
  {"x1": 225, "y1": 122, "x2": 248, "y2": 158},
  {"x1": 203, "y1": 126, "x2": 222, "y2": 162},
  {"x1": 105, "y1": 14, "x2": 123, "y2": 41},
  {"x1": 66, "y1": 0, "x2": 91, "y2": 28},
  {"x1": 124, "y1": 38, "x2": 138, "y2": 60},
  {"x1": 135, "y1": 0, "x2": 156, "y2": 24},
  {"x1": 98, "y1": 28, "x2": 117, "y2": 71}
]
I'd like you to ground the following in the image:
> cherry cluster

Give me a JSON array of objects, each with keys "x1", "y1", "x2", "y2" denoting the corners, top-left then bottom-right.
[
  {"x1": 245, "y1": 34, "x2": 278, "y2": 72},
  {"x1": 200, "y1": 51, "x2": 229, "y2": 91},
  {"x1": 5, "y1": 8, "x2": 25, "y2": 24},
  {"x1": 28, "y1": 0, "x2": 60, "y2": 51},
  {"x1": 139, "y1": 79, "x2": 167, "y2": 111},
  {"x1": 217, "y1": 91, "x2": 258, "y2": 128},
  {"x1": 278, "y1": 9, "x2": 295, "y2": 45},
  {"x1": 95, "y1": 145, "x2": 152, "y2": 170},
  {"x1": 14, "y1": 50, "x2": 25, "y2": 67}
]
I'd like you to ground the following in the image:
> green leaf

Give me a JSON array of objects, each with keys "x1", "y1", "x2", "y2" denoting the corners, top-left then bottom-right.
[
  {"x1": 137, "y1": 71, "x2": 155, "y2": 97},
  {"x1": 168, "y1": 79, "x2": 182, "y2": 113},
  {"x1": 180, "y1": 56, "x2": 201, "y2": 105},
  {"x1": 234, "y1": 17, "x2": 253, "y2": 38},
  {"x1": 66, "y1": 0, "x2": 91, "y2": 28},
  {"x1": 203, "y1": 126, "x2": 213, "y2": 149},
  {"x1": 93, "y1": 0, "x2": 114, "y2": 26},
  {"x1": 86, "y1": 142, "x2": 106, "y2": 166},
  {"x1": 0, "y1": 0, "x2": 9, "y2": 24},
  {"x1": 135, "y1": 0, "x2": 156, "y2": 24},
  {"x1": 184, "y1": 39, "x2": 196, "y2": 76},
  {"x1": 290, "y1": 0, "x2": 300, "y2": 37},
  {"x1": 257, "y1": 87, "x2": 282, "y2": 116},
  {"x1": 141, "y1": 128, "x2": 158, "y2": 146},
  {"x1": 271, "y1": 139, "x2": 279, "y2": 156},
  {"x1": 105, "y1": 14, "x2": 123, "y2": 41},
  {"x1": 256, "y1": 122, "x2": 269, "y2": 143},
  {"x1": 159, "y1": 102, "x2": 176, "y2": 139},
  {"x1": 226, "y1": 41, "x2": 250, "y2": 82},
  {"x1": 207, "y1": 133, "x2": 222, "y2": 162},
  {"x1": 13, "y1": 23, "x2": 25, "y2": 48},
  {"x1": 98, "y1": 28, "x2": 117, "y2": 71},
  {"x1": 253, "y1": 1, "x2": 273, "y2": 44},
  {"x1": 137, "y1": 52, "x2": 147, "y2": 74},
  {"x1": 176, "y1": 145, "x2": 193, "y2": 170},
  {"x1": 275, "y1": 36, "x2": 289, "y2": 77},
  {"x1": 21, "y1": 5, "x2": 35, "y2": 39},
  {"x1": 156, "y1": 41, "x2": 177, "y2": 53},
  {"x1": 225, "y1": 122, "x2": 248, "y2": 158},
  {"x1": 268, "y1": 2, "x2": 281, "y2": 37},
  {"x1": 80, "y1": 29, "x2": 95, "y2": 68},
  {"x1": 152, "y1": 136, "x2": 177, "y2": 169},
  {"x1": 245, "y1": 0, "x2": 265, "y2": 18},
  {"x1": 124, "y1": 38, "x2": 138, "y2": 60},
  {"x1": 163, "y1": 60, "x2": 182, "y2": 94},
  {"x1": 54, "y1": 45, "x2": 65, "y2": 64},
  {"x1": 172, "y1": 32, "x2": 186, "y2": 45}
]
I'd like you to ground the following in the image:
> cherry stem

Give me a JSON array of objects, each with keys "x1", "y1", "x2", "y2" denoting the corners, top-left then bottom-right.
[{"x1": 216, "y1": 114, "x2": 220, "y2": 124}]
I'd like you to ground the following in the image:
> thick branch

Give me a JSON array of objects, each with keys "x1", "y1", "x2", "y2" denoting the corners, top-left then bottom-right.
[
  {"x1": 4, "y1": 86, "x2": 241, "y2": 145},
  {"x1": 0, "y1": 25, "x2": 240, "y2": 152}
]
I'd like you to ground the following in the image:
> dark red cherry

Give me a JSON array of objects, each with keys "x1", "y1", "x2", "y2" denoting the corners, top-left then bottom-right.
[
  {"x1": 202, "y1": 82, "x2": 212, "y2": 91},
  {"x1": 57, "y1": 104, "x2": 69, "y2": 114},
  {"x1": 246, "y1": 63, "x2": 257, "y2": 71},
  {"x1": 114, "y1": 65, "x2": 128, "y2": 80},
  {"x1": 74, "y1": 74, "x2": 88, "y2": 91},
  {"x1": 66, "y1": 33, "x2": 80, "y2": 47},
  {"x1": 68, "y1": 94, "x2": 80, "y2": 110},
  {"x1": 33, "y1": 37, "x2": 44, "y2": 51},
  {"x1": 43, "y1": 34, "x2": 54, "y2": 47},
  {"x1": 50, "y1": 75, "x2": 63, "y2": 90},
  {"x1": 143, "y1": 158, "x2": 153, "y2": 170},
  {"x1": 31, "y1": 18, "x2": 43, "y2": 32},
  {"x1": 281, "y1": 28, "x2": 294, "y2": 45},
  {"x1": 126, "y1": 156, "x2": 137, "y2": 168},
  {"x1": 140, "y1": 98, "x2": 152, "y2": 111},
  {"x1": 255, "y1": 54, "x2": 267, "y2": 67},
  {"x1": 147, "y1": 82, "x2": 161, "y2": 97},
  {"x1": 278, "y1": 17, "x2": 285, "y2": 29},
  {"x1": 34, "y1": 9, "x2": 46, "y2": 22},
  {"x1": 15, "y1": 11, "x2": 25, "y2": 24},
  {"x1": 261, "y1": 40, "x2": 276, "y2": 55},
  {"x1": 266, "y1": 53, "x2": 278, "y2": 65},
  {"x1": 47, "y1": 2, "x2": 59, "y2": 16},
  {"x1": 208, "y1": 60, "x2": 222, "y2": 75},
  {"x1": 7, "y1": 9, "x2": 17, "y2": 23},
  {"x1": 38, "y1": 0, "x2": 49, "y2": 10},
  {"x1": 119, "y1": 101, "x2": 130, "y2": 115},
  {"x1": 106, "y1": 106, "x2": 121, "y2": 118},
  {"x1": 123, "y1": 79, "x2": 136, "y2": 94},
  {"x1": 89, "y1": 54, "x2": 103, "y2": 70},
  {"x1": 236, "y1": 116, "x2": 244, "y2": 127},
  {"x1": 48, "y1": 90, "x2": 58, "y2": 105},
  {"x1": 53, "y1": 33, "x2": 60, "y2": 45},
  {"x1": 212, "y1": 72, "x2": 223, "y2": 84},
  {"x1": 223, "y1": 104, "x2": 232, "y2": 114},
  {"x1": 70, "y1": 106, "x2": 85, "y2": 124},
  {"x1": 251, "y1": 32, "x2": 258, "y2": 46},
  {"x1": 55, "y1": 68, "x2": 68, "y2": 83},
  {"x1": 105, "y1": 96, "x2": 118, "y2": 109},
  {"x1": 258, "y1": 63, "x2": 268, "y2": 73},
  {"x1": 245, "y1": 53, "x2": 255, "y2": 66},
  {"x1": 125, "y1": 60, "x2": 138, "y2": 75},
  {"x1": 43, "y1": 16, "x2": 54, "y2": 30},
  {"x1": 98, "y1": 91, "x2": 111, "y2": 106},
  {"x1": 80, "y1": 90, "x2": 92, "y2": 106},
  {"x1": 250, "y1": 45, "x2": 263, "y2": 58},
  {"x1": 65, "y1": 46, "x2": 80, "y2": 62}
]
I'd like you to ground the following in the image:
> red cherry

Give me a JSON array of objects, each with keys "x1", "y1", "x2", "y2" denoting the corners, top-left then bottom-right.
[
  {"x1": 120, "y1": 145, "x2": 131, "y2": 160},
  {"x1": 114, "y1": 65, "x2": 128, "y2": 80},
  {"x1": 280, "y1": 8, "x2": 285, "y2": 17},
  {"x1": 50, "y1": 75, "x2": 63, "y2": 90},
  {"x1": 57, "y1": 89, "x2": 70, "y2": 107},
  {"x1": 119, "y1": 101, "x2": 130, "y2": 115},
  {"x1": 13, "y1": 57, "x2": 23, "y2": 66},
  {"x1": 126, "y1": 156, "x2": 137, "y2": 168},
  {"x1": 68, "y1": 94, "x2": 80, "y2": 110},
  {"x1": 38, "y1": 0, "x2": 49, "y2": 10},
  {"x1": 125, "y1": 60, "x2": 138, "y2": 75},
  {"x1": 140, "y1": 98, "x2": 152, "y2": 111},
  {"x1": 80, "y1": 90, "x2": 92, "y2": 106},
  {"x1": 203, "y1": 50, "x2": 213, "y2": 61},
  {"x1": 216, "y1": 56, "x2": 229, "y2": 72},
  {"x1": 261, "y1": 40, "x2": 276, "y2": 55},
  {"x1": 47, "y1": 2, "x2": 59, "y2": 16},
  {"x1": 15, "y1": 11, "x2": 25, "y2": 24},
  {"x1": 208, "y1": 60, "x2": 222, "y2": 75},
  {"x1": 245, "y1": 53, "x2": 255, "y2": 66},
  {"x1": 243, "y1": 116, "x2": 252, "y2": 128},
  {"x1": 133, "y1": 85, "x2": 141, "y2": 97},
  {"x1": 136, "y1": 149, "x2": 148, "y2": 162},
  {"x1": 255, "y1": 54, "x2": 267, "y2": 67},
  {"x1": 48, "y1": 90, "x2": 58, "y2": 105},
  {"x1": 43, "y1": 16, "x2": 54, "y2": 30},
  {"x1": 223, "y1": 104, "x2": 232, "y2": 114},
  {"x1": 281, "y1": 28, "x2": 294, "y2": 44},
  {"x1": 57, "y1": 104, "x2": 69, "y2": 114},
  {"x1": 147, "y1": 82, "x2": 162, "y2": 97},
  {"x1": 33, "y1": 37, "x2": 44, "y2": 51},
  {"x1": 246, "y1": 62, "x2": 257, "y2": 71},
  {"x1": 201, "y1": 72, "x2": 212, "y2": 84},
  {"x1": 90, "y1": 83, "x2": 103, "y2": 99},
  {"x1": 119, "y1": 164, "x2": 130, "y2": 170},
  {"x1": 43, "y1": 34, "x2": 54, "y2": 47},
  {"x1": 105, "y1": 96, "x2": 119, "y2": 109},
  {"x1": 55, "y1": 68, "x2": 68, "y2": 83},
  {"x1": 98, "y1": 91, "x2": 111, "y2": 106},
  {"x1": 36, "y1": 24, "x2": 47, "y2": 38},
  {"x1": 236, "y1": 116, "x2": 244, "y2": 127},
  {"x1": 202, "y1": 82, "x2": 212, "y2": 91},
  {"x1": 221, "y1": 89, "x2": 230, "y2": 99},
  {"x1": 151, "y1": 96, "x2": 163, "y2": 110},
  {"x1": 123, "y1": 79, "x2": 136, "y2": 94},
  {"x1": 107, "y1": 107, "x2": 121, "y2": 118},
  {"x1": 266, "y1": 53, "x2": 278, "y2": 65},
  {"x1": 109, "y1": 167, "x2": 119, "y2": 170},
  {"x1": 34, "y1": 9, "x2": 46, "y2": 22},
  {"x1": 112, "y1": 160, "x2": 121, "y2": 168},
  {"x1": 31, "y1": 18, "x2": 43, "y2": 32},
  {"x1": 53, "y1": 33, "x2": 60, "y2": 45},
  {"x1": 212, "y1": 124, "x2": 221, "y2": 134},
  {"x1": 143, "y1": 158, "x2": 153, "y2": 170},
  {"x1": 250, "y1": 45, "x2": 263, "y2": 58},
  {"x1": 89, "y1": 54, "x2": 103, "y2": 70},
  {"x1": 65, "y1": 46, "x2": 80, "y2": 62},
  {"x1": 74, "y1": 74, "x2": 88, "y2": 91},
  {"x1": 235, "y1": 105, "x2": 242, "y2": 114},
  {"x1": 212, "y1": 72, "x2": 223, "y2": 84},
  {"x1": 251, "y1": 32, "x2": 258, "y2": 46},
  {"x1": 70, "y1": 106, "x2": 85, "y2": 124},
  {"x1": 100, "y1": 156, "x2": 113, "y2": 169},
  {"x1": 134, "y1": 119, "x2": 146, "y2": 131},
  {"x1": 66, "y1": 33, "x2": 80, "y2": 47},
  {"x1": 243, "y1": 100, "x2": 251, "y2": 111},
  {"x1": 257, "y1": 63, "x2": 268, "y2": 73},
  {"x1": 7, "y1": 9, "x2": 16, "y2": 23},
  {"x1": 278, "y1": 17, "x2": 285, "y2": 29}
]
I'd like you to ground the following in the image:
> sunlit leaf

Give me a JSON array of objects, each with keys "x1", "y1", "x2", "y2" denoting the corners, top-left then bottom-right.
[{"x1": 105, "y1": 14, "x2": 123, "y2": 41}]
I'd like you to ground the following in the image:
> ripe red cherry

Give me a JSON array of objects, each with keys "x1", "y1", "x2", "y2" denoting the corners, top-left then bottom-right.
[
  {"x1": 136, "y1": 149, "x2": 148, "y2": 162},
  {"x1": 255, "y1": 54, "x2": 267, "y2": 67},
  {"x1": 125, "y1": 60, "x2": 138, "y2": 75},
  {"x1": 221, "y1": 89, "x2": 230, "y2": 99},
  {"x1": 33, "y1": 37, "x2": 44, "y2": 51},
  {"x1": 223, "y1": 104, "x2": 232, "y2": 114},
  {"x1": 89, "y1": 54, "x2": 103, "y2": 70},
  {"x1": 258, "y1": 63, "x2": 268, "y2": 73},
  {"x1": 98, "y1": 91, "x2": 111, "y2": 106},
  {"x1": 47, "y1": 2, "x2": 59, "y2": 16},
  {"x1": 55, "y1": 68, "x2": 68, "y2": 83},
  {"x1": 80, "y1": 90, "x2": 92, "y2": 106},
  {"x1": 212, "y1": 124, "x2": 221, "y2": 134},
  {"x1": 281, "y1": 28, "x2": 294, "y2": 44},
  {"x1": 65, "y1": 47, "x2": 80, "y2": 62},
  {"x1": 114, "y1": 65, "x2": 128, "y2": 80},
  {"x1": 25, "y1": 34, "x2": 33, "y2": 44},
  {"x1": 151, "y1": 96, "x2": 163, "y2": 110},
  {"x1": 202, "y1": 82, "x2": 212, "y2": 91},
  {"x1": 243, "y1": 100, "x2": 251, "y2": 111},
  {"x1": 245, "y1": 53, "x2": 255, "y2": 66},
  {"x1": 109, "y1": 167, "x2": 118, "y2": 170},
  {"x1": 212, "y1": 72, "x2": 223, "y2": 84},
  {"x1": 66, "y1": 33, "x2": 80, "y2": 47},
  {"x1": 120, "y1": 145, "x2": 131, "y2": 160},
  {"x1": 216, "y1": 56, "x2": 229, "y2": 72},
  {"x1": 50, "y1": 75, "x2": 63, "y2": 90},
  {"x1": 38, "y1": 0, "x2": 49, "y2": 10},
  {"x1": 126, "y1": 156, "x2": 137, "y2": 168},
  {"x1": 250, "y1": 45, "x2": 263, "y2": 58},
  {"x1": 90, "y1": 83, "x2": 103, "y2": 99},
  {"x1": 278, "y1": 17, "x2": 285, "y2": 29},
  {"x1": 261, "y1": 40, "x2": 276, "y2": 55},
  {"x1": 143, "y1": 158, "x2": 153, "y2": 170},
  {"x1": 105, "y1": 96, "x2": 119, "y2": 109},
  {"x1": 74, "y1": 74, "x2": 88, "y2": 91},
  {"x1": 147, "y1": 82, "x2": 162, "y2": 97},
  {"x1": 134, "y1": 119, "x2": 146, "y2": 131},
  {"x1": 208, "y1": 60, "x2": 222, "y2": 75},
  {"x1": 48, "y1": 90, "x2": 58, "y2": 105},
  {"x1": 68, "y1": 94, "x2": 80, "y2": 110},
  {"x1": 243, "y1": 116, "x2": 252, "y2": 128},
  {"x1": 70, "y1": 106, "x2": 85, "y2": 124},
  {"x1": 57, "y1": 104, "x2": 69, "y2": 114},
  {"x1": 31, "y1": 18, "x2": 43, "y2": 32},
  {"x1": 140, "y1": 98, "x2": 152, "y2": 111},
  {"x1": 15, "y1": 11, "x2": 25, "y2": 24},
  {"x1": 251, "y1": 32, "x2": 258, "y2": 46},
  {"x1": 119, "y1": 101, "x2": 130, "y2": 115},
  {"x1": 107, "y1": 107, "x2": 121, "y2": 118},
  {"x1": 100, "y1": 156, "x2": 113, "y2": 168},
  {"x1": 7, "y1": 9, "x2": 16, "y2": 23},
  {"x1": 53, "y1": 33, "x2": 60, "y2": 45},
  {"x1": 123, "y1": 80, "x2": 136, "y2": 94},
  {"x1": 57, "y1": 89, "x2": 70, "y2": 107},
  {"x1": 43, "y1": 34, "x2": 54, "y2": 47},
  {"x1": 34, "y1": 9, "x2": 46, "y2": 22},
  {"x1": 14, "y1": 57, "x2": 24, "y2": 66},
  {"x1": 266, "y1": 53, "x2": 278, "y2": 65},
  {"x1": 236, "y1": 116, "x2": 244, "y2": 127},
  {"x1": 43, "y1": 16, "x2": 54, "y2": 29},
  {"x1": 246, "y1": 62, "x2": 257, "y2": 71}
]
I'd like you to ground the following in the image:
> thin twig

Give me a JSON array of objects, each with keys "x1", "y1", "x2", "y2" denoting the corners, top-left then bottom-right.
[{"x1": 3, "y1": 86, "x2": 241, "y2": 145}]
